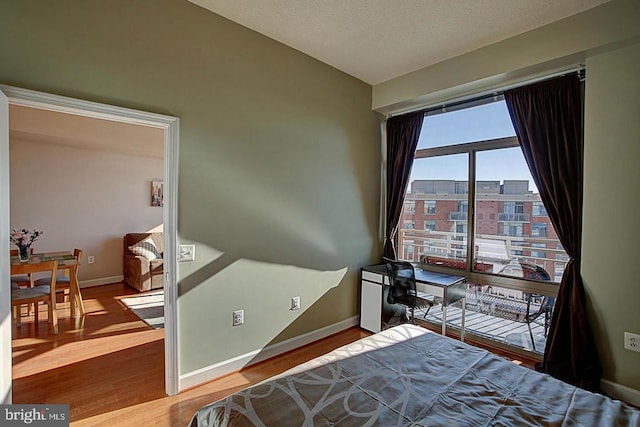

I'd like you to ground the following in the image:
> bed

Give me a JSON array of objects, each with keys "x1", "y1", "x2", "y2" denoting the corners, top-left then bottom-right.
[{"x1": 189, "y1": 324, "x2": 640, "y2": 426}]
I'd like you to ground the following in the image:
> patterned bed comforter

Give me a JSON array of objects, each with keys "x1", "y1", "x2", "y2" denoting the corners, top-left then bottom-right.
[{"x1": 189, "y1": 325, "x2": 640, "y2": 426}]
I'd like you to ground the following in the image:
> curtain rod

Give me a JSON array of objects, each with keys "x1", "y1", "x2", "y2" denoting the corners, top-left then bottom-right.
[{"x1": 389, "y1": 65, "x2": 585, "y2": 118}]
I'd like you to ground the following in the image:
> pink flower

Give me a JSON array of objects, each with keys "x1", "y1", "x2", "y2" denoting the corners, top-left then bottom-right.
[{"x1": 9, "y1": 228, "x2": 44, "y2": 248}]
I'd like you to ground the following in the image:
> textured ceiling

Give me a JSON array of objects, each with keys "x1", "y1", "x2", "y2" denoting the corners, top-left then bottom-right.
[{"x1": 189, "y1": 0, "x2": 609, "y2": 84}]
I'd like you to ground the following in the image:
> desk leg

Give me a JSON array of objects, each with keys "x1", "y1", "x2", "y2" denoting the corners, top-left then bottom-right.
[
  {"x1": 461, "y1": 297, "x2": 466, "y2": 342},
  {"x1": 442, "y1": 305, "x2": 447, "y2": 336}
]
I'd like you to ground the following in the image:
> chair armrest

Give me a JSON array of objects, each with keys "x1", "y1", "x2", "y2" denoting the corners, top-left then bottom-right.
[{"x1": 124, "y1": 254, "x2": 151, "y2": 291}]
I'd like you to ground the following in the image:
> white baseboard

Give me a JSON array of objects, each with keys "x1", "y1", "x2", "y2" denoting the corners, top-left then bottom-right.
[
  {"x1": 79, "y1": 275, "x2": 124, "y2": 288},
  {"x1": 601, "y1": 379, "x2": 640, "y2": 407},
  {"x1": 179, "y1": 316, "x2": 360, "y2": 391}
]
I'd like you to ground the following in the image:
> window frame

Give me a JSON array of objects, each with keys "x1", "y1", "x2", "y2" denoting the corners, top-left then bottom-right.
[{"x1": 402, "y1": 134, "x2": 559, "y2": 297}]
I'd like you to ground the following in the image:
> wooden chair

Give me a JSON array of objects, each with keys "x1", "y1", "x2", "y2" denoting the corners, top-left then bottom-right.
[
  {"x1": 11, "y1": 260, "x2": 59, "y2": 334},
  {"x1": 34, "y1": 248, "x2": 82, "y2": 302}
]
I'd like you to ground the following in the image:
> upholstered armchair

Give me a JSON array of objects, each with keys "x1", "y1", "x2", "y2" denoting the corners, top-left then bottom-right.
[{"x1": 123, "y1": 232, "x2": 164, "y2": 292}]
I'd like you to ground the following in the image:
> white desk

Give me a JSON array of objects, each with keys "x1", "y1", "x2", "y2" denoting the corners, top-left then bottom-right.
[{"x1": 360, "y1": 264, "x2": 467, "y2": 341}]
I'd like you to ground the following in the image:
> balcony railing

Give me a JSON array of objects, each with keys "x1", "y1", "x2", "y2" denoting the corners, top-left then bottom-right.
[
  {"x1": 398, "y1": 228, "x2": 568, "y2": 282},
  {"x1": 399, "y1": 227, "x2": 562, "y2": 355},
  {"x1": 448, "y1": 212, "x2": 468, "y2": 221},
  {"x1": 498, "y1": 212, "x2": 530, "y2": 222},
  {"x1": 416, "y1": 285, "x2": 554, "y2": 354}
]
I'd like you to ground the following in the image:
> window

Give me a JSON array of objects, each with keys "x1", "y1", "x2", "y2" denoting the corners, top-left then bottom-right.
[
  {"x1": 501, "y1": 201, "x2": 527, "y2": 221},
  {"x1": 401, "y1": 154, "x2": 468, "y2": 266},
  {"x1": 531, "y1": 243, "x2": 546, "y2": 259},
  {"x1": 532, "y1": 202, "x2": 548, "y2": 217},
  {"x1": 532, "y1": 222, "x2": 548, "y2": 237},
  {"x1": 394, "y1": 95, "x2": 573, "y2": 355},
  {"x1": 403, "y1": 220, "x2": 415, "y2": 230},
  {"x1": 424, "y1": 200, "x2": 436, "y2": 215},
  {"x1": 501, "y1": 224, "x2": 523, "y2": 237},
  {"x1": 397, "y1": 98, "x2": 568, "y2": 283}
]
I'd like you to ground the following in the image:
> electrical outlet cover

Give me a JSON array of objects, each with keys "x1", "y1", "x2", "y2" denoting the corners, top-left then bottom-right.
[
  {"x1": 233, "y1": 309, "x2": 244, "y2": 326},
  {"x1": 624, "y1": 332, "x2": 640, "y2": 352}
]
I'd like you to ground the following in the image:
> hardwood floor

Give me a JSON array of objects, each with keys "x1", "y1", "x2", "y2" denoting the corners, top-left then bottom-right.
[{"x1": 12, "y1": 283, "x2": 535, "y2": 426}]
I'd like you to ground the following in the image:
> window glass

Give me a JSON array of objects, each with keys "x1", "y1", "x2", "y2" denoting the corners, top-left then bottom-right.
[
  {"x1": 398, "y1": 154, "x2": 468, "y2": 266},
  {"x1": 398, "y1": 98, "x2": 568, "y2": 283},
  {"x1": 532, "y1": 223, "x2": 548, "y2": 237},
  {"x1": 424, "y1": 200, "x2": 436, "y2": 215},
  {"x1": 417, "y1": 100, "x2": 515, "y2": 149},
  {"x1": 474, "y1": 148, "x2": 567, "y2": 282},
  {"x1": 394, "y1": 95, "x2": 577, "y2": 355},
  {"x1": 532, "y1": 202, "x2": 548, "y2": 216}
]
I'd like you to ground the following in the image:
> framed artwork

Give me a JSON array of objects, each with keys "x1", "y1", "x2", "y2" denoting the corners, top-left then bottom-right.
[{"x1": 151, "y1": 180, "x2": 164, "y2": 207}]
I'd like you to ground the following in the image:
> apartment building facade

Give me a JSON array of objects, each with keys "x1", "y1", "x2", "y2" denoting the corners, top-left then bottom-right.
[{"x1": 398, "y1": 179, "x2": 567, "y2": 282}]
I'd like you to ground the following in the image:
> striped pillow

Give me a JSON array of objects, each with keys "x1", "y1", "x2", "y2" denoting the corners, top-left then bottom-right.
[{"x1": 129, "y1": 237, "x2": 161, "y2": 260}]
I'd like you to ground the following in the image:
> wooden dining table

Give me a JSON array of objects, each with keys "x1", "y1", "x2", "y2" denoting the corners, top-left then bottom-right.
[{"x1": 10, "y1": 250, "x2": 85, "y2": 317}]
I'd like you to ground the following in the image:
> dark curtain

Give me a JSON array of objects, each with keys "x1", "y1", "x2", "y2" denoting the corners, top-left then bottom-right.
[
  {"x1": 504, "y1": 75, "x2": 601, "y2": 391},
  {"x1": 383, "y1": 111, "x2": 424, "y2": 260}
]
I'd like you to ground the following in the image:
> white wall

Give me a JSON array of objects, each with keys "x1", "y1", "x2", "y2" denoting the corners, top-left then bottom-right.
[{"x1": 9, "y1": 138, "x2": 163, "y2": 284}]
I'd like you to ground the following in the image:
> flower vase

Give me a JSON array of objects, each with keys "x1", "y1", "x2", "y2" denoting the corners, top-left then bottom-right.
[{"x1": 18, "y1": 246, "x2": 30, "y2": 262}]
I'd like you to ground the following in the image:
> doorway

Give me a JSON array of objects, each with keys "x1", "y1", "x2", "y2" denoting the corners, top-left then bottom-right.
[{"x1": 0, "y1": 85, "x2": 179, "y2": 402}]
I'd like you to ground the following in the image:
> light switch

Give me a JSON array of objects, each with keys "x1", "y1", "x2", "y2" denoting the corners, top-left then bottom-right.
[{"x1": 178, "y1": 244, "x2": 196, "y2": 262}]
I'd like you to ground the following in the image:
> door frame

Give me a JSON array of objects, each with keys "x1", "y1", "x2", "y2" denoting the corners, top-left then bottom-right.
[
  {"x1": 1, "y1": 89, "x2": 11, "y2": 403},
  {"x1": 0, "y1": 84, "x2": 180, "y2": 396}
]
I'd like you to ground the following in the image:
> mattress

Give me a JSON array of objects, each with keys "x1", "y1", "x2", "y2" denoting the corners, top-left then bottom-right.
[{"x1": 189, "y1": 324, "x2": 640, "y2": 426}]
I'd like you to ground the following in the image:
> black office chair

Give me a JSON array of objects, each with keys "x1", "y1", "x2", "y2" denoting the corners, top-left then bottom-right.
[
  {"x1": 521, "y1": 262, "x2": 555, "y2": 351},
  {"x1": 383, "y1": 257, "x2": 434, "y2": 324}
]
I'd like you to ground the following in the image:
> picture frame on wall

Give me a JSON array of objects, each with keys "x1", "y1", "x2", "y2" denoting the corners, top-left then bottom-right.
[{"x1": 151, "y1": 180, "x2": 164, "y2": 207}]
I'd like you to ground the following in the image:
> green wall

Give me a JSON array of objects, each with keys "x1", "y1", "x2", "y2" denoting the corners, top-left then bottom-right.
[
  {"x1": 583, "y1": 42, "x2": 640, "y2": 390},
  {"x1": 0, "y1": 0, "x2": 381, "y2": 375}
]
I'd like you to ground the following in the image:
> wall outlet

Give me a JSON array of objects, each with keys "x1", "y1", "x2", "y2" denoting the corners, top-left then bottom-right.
[
  {"x1": 291, "y1": 296, "x2": 301, "y2": 311},
  {"x1": 624, "y1": 332, "x2": 640, "y2": 352},
  {"x1": 232, "y1": 309, "x2": 244, "y2": 326},
  {"x1": 87, "y1": 256, "x2": 95, "y2": 264}
]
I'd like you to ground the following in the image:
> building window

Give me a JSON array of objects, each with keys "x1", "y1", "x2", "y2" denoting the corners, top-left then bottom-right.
[
  {"x1": 397, "y1": 97, "x2": 568, "y2": 282},
  {"x1": 424, "y1": 200, "x2": 436, "y2": 215},
  {"x1": 501, "y1": 224, "x2": 523, "y2": 237},
  {"x1": 531, "y1": 222, "x2": 548, "y2": 237},
  {"x1": 403, "y1": 220, "x2": 415, "y2": 230},
  {"x1": 531, "y1": 243, "x2": 546, "y2": 259},
  {"x1": 406, "y1": 201, "x2": 416, "y2": 214},
  {"x1": 532, "y1": 202, "x2": 548, "y2": 216}
]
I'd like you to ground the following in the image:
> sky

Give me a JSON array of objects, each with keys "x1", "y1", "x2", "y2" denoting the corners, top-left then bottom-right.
[{"x1": 409, "y1": 100, "x2": 538, "y2": 192}]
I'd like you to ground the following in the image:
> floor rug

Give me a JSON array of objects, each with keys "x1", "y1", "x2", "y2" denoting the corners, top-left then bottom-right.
[{"x1": 120, "y1": 290, "x2": 164, "y2": 329}]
